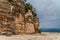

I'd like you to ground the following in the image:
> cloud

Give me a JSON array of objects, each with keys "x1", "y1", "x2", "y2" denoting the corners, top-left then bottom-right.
[{"x1": 27, "y1": 0, "x2": 60, "y2": 28}]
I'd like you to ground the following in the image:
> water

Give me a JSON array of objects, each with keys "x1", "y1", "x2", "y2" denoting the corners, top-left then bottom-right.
[{"x1": 40, "y1": 28, "x2": 60, "y2": 32}]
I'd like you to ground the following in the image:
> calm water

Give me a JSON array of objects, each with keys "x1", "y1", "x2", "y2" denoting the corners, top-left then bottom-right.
[{"x1": 40, "y1": 28, "x2": 60, "y2": 32}]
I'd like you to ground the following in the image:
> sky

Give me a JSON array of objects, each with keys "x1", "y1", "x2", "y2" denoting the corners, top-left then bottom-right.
[{"x1": 27, "y1": 0, "x2": 60, "y2": 29}]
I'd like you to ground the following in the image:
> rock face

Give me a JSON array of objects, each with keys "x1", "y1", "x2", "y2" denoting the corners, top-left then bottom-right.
[{"x1": 0, "y1": 0, "x2": 40, "y2": 34}]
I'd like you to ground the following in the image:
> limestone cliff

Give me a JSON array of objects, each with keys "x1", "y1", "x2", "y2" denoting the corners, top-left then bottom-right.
[{"x1": 0, "y1": 0, "x2": 40, "y2": 35}]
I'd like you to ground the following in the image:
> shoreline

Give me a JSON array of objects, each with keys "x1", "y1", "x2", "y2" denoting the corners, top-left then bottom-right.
[{"x1": 0, "y1": 32, "x2": 60, "y2": 40}]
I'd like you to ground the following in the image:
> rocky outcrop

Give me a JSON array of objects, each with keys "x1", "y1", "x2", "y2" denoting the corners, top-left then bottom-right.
[{"x1": 0, "y1": 0, "x2": 40, "y2": 35}]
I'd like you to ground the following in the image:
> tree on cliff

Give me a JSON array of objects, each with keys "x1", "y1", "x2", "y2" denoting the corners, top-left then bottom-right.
[{"x1": 25, "y1": 0, "x2": 37, "y2": 17}]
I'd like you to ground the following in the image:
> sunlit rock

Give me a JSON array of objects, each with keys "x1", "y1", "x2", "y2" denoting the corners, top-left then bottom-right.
[{"x1": 0, "y1": 0, "x2": 40, "y2": 35}]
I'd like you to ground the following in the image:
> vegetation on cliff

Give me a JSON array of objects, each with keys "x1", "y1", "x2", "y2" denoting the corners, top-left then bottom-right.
[{"x1": 25, "y1": 0, "x2": 37, "y2": 17}]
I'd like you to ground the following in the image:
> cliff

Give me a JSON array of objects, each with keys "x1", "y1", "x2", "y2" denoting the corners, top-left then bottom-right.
[{"x1": 0, "y1": 0, "x2": 40, "y2": 35}]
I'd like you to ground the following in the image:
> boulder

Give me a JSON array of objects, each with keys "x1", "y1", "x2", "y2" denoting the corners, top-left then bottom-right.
[{"x1": 25, "y1": 23, "x2": 35, "y2": 33}]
